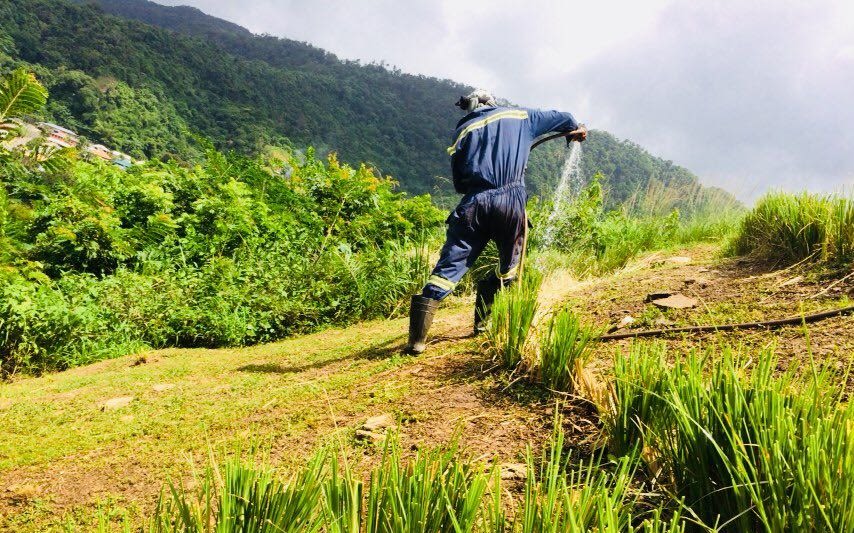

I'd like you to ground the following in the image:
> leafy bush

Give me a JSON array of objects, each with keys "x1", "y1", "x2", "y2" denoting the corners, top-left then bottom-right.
[
  {"x1": 0, "y1": 93, "x2": 444, "y2": 373},
  {"x1": 730, "y1": 191, "x2": 854, "y2": 266}
]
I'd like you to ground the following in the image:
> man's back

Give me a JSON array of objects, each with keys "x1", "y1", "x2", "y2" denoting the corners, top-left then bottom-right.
[{"x1": 448, "y1": 106, "x2": 579, "y2": 194}]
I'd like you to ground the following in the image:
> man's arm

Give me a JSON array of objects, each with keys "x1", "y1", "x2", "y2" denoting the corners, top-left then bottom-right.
[{"x1": 527, "y1": 109, "x2": 579, "y2": 138}]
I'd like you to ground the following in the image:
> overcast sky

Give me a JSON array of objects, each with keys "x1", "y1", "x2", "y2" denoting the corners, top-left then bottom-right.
[{"x1": 156, "y1": 0, "x2": 854, "y2": 201}]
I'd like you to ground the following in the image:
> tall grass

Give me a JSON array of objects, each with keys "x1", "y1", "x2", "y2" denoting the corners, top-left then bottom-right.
[
  {"x1": 730, "y1": 191, "x2": 854, "y2": 266},
  {"x1": 150, "y1": 451, "x2": 328, "y2": 532},
  {"x1": 530, "y1": 177, "x2": 741, "y2": 277},
  {"x1": 485, "y1": 270, "x2": 542, "y2": 370},
  {"x1": 150, "y1": 439, "x2": 492, "y2": 533},
  {"x1": 608, "y1": 342, "x2": 854, "y2": 531},
  {"x1": 538, "y1": 307, "x2": 596, "y2": 392},
  {"x1": 366, "y1": 436, "x2": 491, "y2": 533},
  {"x1": 604, "y1": 343, "x2": 672, "y2": 458},
  {"x1": 509, "y1": 412, "x2": 685, "y2": 533}
]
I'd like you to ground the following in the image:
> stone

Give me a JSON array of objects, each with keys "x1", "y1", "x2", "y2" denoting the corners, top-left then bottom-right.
[
  {"x1": 151, "y1": 383, "x2": 175, "y2": 392},
  {"x1": 362, "y1": 413, "x2": 394, "y2": 432},
  {"x1": 651, "y1": 293, "x2": 698, "y2": 310},
  {"x1": 102, "y1": 396, "x2": 134, "y2": 410},
  {"x1": 500, "y1": 463, "x2": 527, "y2": 480},
  {"x1": 617, "y1": 315, "x2": 635, "y2": 329},
  {"x1": 653, "y1": 318, "x2": 676, "y2": 327}
]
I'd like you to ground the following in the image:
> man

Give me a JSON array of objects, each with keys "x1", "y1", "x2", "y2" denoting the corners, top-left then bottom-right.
[{"x1": 405, "y1": 89, "x2": 587, "y2": 354}]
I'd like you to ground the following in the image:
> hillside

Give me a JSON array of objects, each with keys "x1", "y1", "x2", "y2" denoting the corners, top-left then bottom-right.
[{"x1": 0, "y1": 0, "x2": 736, "y2": 209}]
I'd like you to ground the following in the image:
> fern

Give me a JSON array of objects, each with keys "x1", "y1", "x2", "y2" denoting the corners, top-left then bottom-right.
[{"x1": 0, "y1": 67, "x2": 48, "y2": 121}]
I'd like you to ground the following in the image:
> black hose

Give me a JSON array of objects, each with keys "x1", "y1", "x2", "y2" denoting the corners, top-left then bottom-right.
[
  {"x1": 596, "y1": 305, "x2": 854, "y2": 341},
  {"x1": 531, "y1": 131, "x2": 574, "y2": 150}
]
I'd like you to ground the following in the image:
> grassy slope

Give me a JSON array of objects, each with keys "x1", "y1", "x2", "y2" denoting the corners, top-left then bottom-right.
[{"x1": 1, "y1": 244, "x2": 852, "y2": 531}]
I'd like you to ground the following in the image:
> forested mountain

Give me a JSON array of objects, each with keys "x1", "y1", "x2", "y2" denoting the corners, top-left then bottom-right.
[{"x1": 0, "y1": 0, "x2": 736, "y2": 209}]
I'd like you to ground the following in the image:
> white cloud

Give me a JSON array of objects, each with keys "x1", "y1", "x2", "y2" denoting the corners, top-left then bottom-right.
[{"x1": 156, "y1": 0, "x2": 854, "y2": 201}]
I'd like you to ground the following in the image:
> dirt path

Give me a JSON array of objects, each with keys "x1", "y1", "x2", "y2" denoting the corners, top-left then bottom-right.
[{"x1": 1, "y1": 244, "x2": 851, "y2": 531}]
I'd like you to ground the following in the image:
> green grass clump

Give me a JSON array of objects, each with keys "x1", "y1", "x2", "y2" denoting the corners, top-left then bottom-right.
[
  {"x1": 366, "y1": 436, "x2": 490, "y2": 533},
  {"x1": 730, "y1": 191, "x2": 854, "y2": 266},
  {"x1": 538, "y1": 307, "x2": 596, "y2": 392},
  {"x1": 609, "y1": 342, "x2": 854, "y2": 531},
  {"x1": 150, "y1": 451, "x2": 329, "y2": 532},
  {"x1": 502, "y1": 412, "x2": 685, "y2": 533},
  {"x1": 604, "y1": 343, "x2": 672, "y2": 458},
  {"x1": 485, "y1": 271, "x2": 542, "y2": 370},
  {"x1": 148, "y1": 438, "x2": 492, "y2": 533}
]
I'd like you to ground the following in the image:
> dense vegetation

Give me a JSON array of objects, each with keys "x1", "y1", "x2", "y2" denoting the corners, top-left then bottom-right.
[
  {"x1": 730, "y1": 191, "x2": 854, "y2": 266},
  {"x1": 1, "y1": 0, "x2": 464, "y2": 192},
  {"x1": 0, "y1": 0, "x2": 735, "y2": 212},
  {"x1": 0, "y1": 68, "x2": 445, "y2": 375}
]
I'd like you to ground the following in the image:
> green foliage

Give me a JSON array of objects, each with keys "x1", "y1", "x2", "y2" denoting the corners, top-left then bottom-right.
[
  {"x1": 531, "y1": 175, "x2": 740, "y2": 276},
  {"x1": 537, "y1": 307, "x2": 596, "y2": 392},
  {"x1": 150, "y1": 451, "x2": 329, "y2": 532},
  {"x1": 0, "y1": 82, "x2": 445, "y2": 373},
  {"x1": 366, "y1": 435, "x2": 491, "y2": 533},
  {"x1": 512, "y1": 415, "x2": 661, "y2": 533},
  {"x1": 730, "y1": 191, "x2": 854, "y2": 266},
  {"x1": 0, "y1": 66, "x2": 47, "y2": 122},
  {"x1": 485, "y1": 270, "x2": 542, "y2": 371}
]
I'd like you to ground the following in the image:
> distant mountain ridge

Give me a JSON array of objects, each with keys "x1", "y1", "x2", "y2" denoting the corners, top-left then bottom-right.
[{"x1": 1, "y1": 0, "x2": 738, "y2": 210}]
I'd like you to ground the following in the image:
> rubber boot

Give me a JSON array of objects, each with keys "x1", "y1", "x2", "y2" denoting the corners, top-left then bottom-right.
[
  {"x1": 474, "y1": 275, "x2": 501, "y2": 335},
  {"x1": 406, "y1": 295, "x2": 439, "y2": 354}
]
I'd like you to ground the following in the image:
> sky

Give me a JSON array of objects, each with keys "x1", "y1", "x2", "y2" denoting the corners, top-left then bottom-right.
[{"x1": 155, "y1": 0, "x2": 854, "y2": 201}]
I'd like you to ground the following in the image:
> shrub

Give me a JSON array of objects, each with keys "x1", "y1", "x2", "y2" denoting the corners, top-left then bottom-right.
[
  {"x1": 730, "y1": 191, "x2": 854, "y2": 266},
  {"x1": 1, "y1": 141, "x2": 445, "y2": 373}
]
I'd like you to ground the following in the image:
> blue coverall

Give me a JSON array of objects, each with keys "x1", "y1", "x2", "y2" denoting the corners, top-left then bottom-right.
[{"x1": 423, "y1": 106, "x2": 579, "y2": 300}]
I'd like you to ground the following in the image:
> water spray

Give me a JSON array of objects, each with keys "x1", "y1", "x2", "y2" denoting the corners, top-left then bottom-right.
[{"x1": 533, "y1": 124, "x2": 588, "y2": 250}]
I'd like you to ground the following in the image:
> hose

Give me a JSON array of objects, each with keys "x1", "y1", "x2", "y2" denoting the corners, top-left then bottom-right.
[
  {"x1": 596, "y1": 305, "x2": 854, "y2": 341},
  {"x1": 531, "y1": 130, "x2": 574, "y2": 150}
]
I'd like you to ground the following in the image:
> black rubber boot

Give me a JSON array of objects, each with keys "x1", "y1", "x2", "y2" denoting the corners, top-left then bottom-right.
[
  {"x1": 474, "y1": 275, "x2": 502, "y2": 335},
  {"x1": 406, "y1": 295, "x2": 439, "y2": 354}
]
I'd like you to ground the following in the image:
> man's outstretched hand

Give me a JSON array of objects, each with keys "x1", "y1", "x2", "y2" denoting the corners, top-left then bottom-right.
[{"x1": 569, "y1": 124, "x2": 588, "y2": 142}]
